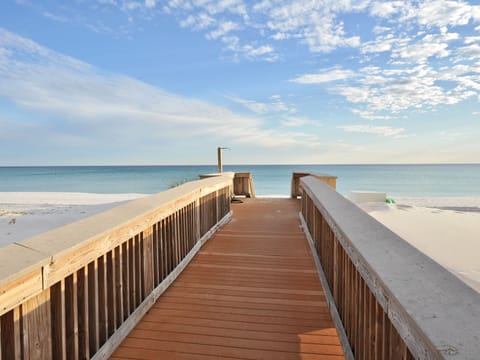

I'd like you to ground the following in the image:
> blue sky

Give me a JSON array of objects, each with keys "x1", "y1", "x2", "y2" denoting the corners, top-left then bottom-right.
[{"x1": 0, "y1": 0, "x2": 479, "y2": 165}]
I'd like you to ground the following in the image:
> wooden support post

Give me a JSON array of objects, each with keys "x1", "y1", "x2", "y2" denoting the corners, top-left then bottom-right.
[
  {"x1": 23, "y1": 290, "x2": 52, "y2": 360},
  {"x1": 217, "y1": 147, "x2": 222, "y2": 173},
  {"x1": 217, "y1": 147, "x2": 229, "y2": 173}
]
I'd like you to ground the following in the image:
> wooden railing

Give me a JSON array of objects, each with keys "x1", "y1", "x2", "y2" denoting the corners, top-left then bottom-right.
[
  {"x1": 291, "y1": 172, "x2": 337, "y2": 198},
  {"x1": 300, "y1": 176, "x2": 480, "y2": 359},
  {"x1": 0, "y1": 175, "x2": 233, "y2": 360},
  {"x1": 233, "y1": 172, "x2": 255, "y2": 198}
]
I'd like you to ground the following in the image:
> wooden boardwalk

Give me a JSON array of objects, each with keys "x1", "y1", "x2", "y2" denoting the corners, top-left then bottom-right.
[{"x1": 111, "y1": 198, "x2": 346, "y2": 360}]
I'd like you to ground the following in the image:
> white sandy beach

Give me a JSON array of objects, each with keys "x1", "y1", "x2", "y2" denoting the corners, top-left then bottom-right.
[
  {"x1": 1, "y1": 191, "x2": 480, "y2": 294},
  {"x1": 0, "y1": 192, "x2": 146, "y2": 246},
  {"x1": 357, "y1": 196, "x2": 480, "y2": 293}
]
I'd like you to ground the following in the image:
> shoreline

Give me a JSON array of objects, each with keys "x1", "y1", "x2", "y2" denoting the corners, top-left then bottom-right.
[
  {"x1": 1, "y1": 191, "x2": 480, "y2": 294},
  {"x1": 0, "y1": 192, "x2": 147, "y2": 246}
]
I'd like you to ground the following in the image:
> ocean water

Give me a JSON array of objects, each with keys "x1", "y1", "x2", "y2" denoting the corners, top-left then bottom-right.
[{"x1": 0, "y1": 164, "x2": 479, "y2": 197}]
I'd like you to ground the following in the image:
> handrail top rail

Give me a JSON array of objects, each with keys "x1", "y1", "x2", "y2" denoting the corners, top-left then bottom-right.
[
  {"x1": 0, "y1": 174, "x2": 233, "y2": 290},
  {"x1": 199, "y1": 171, "x2": 235, "y2": 178},
  {"x1": 293, "y1": 171, "x2": 337, "y2": 179},
  {"x1": 301, "y1": 175, "x2": 480, "y2": 359}
]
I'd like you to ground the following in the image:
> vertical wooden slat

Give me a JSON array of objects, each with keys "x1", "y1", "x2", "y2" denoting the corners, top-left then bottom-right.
[
  {"x1": 134, "y1": 235, "x2": 142, "y2": 306},
  {"x1": 22, "y1": 290, "x2": 52, "y2": 360},
  {"x1": 195, "y1": 199, "x2": 201, "y2": 242},
  {"x1": 87, "y1": 261, "x2": 99, "y2": 355},
  {"x1": 152, "y1": 223, "x2": 159, "y2": 287},
  {"x1": 332, "y1": 236, "x2": 340, "y2": 306},
  {"x1": 121, "y1": 241, "x2": 130, "y2": 321},
  {"x1": 14, "y1": 307, "x2": 21, "y2": 360},
  {"x1": 182, "y1": 207, "x2": 187, "y2": 258},
  {"x1": 128, "y1": 238, "x2": 135, "y2": 313},
  {"x1": 97, "y1": 255, "x2": 107, "y2": 346},
  {"x1": 139, "y1": 234, "x2": 146, "y2": 301},
  {"x1": 338, "y1": 246, "x2": 344, "y2": 329},
  {"x1": 1, "y1": 308, "x2": 22, "y2": 360},
  {"x1": 363, "y1": 273, "x2": 369, "y2": 360},
  {"x1": 65, "y1": 273, "x2": 78, "y2": 360},
  {"x1": 190, "y1": 202, "x2": 197, "y2": 248},
  {"x1": 178, "y1": 209, "x2": 183, "y2": 261},
  {"x1": 374, "y1": 300, "x2": 383, "y2": 360},
  {"x1": 106, "y1": 251, "x2": 116, "y2": 337},
  {"x1": 369, "y1": 288, "x2": 376, "y2": 359},
  {"x1": 353, "y1": 260, "x2": 358, "y2": 355},
  {"x1": 346, "y1": 257, "x2": 352, "y2": 347},
  {"x1": 115, "y1": 246, "x2": 124, "y2": 328},
  {"x1": 384, "y1": 312, "x2": 391, "y2": 360},
  {"x1": 390, "y1": 321, "x2": 405, "y2": 360},
  {"x1": 77, "y1": 267, "x2": 89, "y2": 360},
  {"x1": 359, "y1": 269, "x2": 364, "y2": 358},
  {"x1": 51, "y1": 281, "x2": 66, "y2": 360},
  {"x1": 167, "y1": 216, "x2": 173, "y2": 274},
  {"x1": 173, "y1": 212, "x2": 179, "y2": 267},
  {"x1": 143, "y1": 226, "x2": 154, "y2": 297},
  {"x1": 159, "y1": 220, "x2": 165, "y2": 281}
]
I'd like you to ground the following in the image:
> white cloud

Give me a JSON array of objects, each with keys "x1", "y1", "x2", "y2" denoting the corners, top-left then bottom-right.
[
  {"x1": 227, "y1": 94, "x2": 295, "y2": 114},
  {"x1": 338, "y1": 124, "x2": 406, "y2": 137},
  {"x1": 207, "y1": 21, "x2": 239, "y2": 40},
  {"x1": 264, "y1": 2, "x2": 361, "y2": 53},
  {"x1": 361, "y1": 34, "x2": 395, "y2": 54},
  {"x1": 180, "y1": 13, "x2": 215, "y2": 30},
  {"x1": 391, "y1": 33, "x2": 459, "y2": 63},
  {"x1": 281, "y1": 116, "x2": 319, "y2": 127},
  {"x1": 145, "y1": 0, "x2": 156, "y2": 8},
  {"x1": 291, "y1": 67, "x2": 355, "y2": 84},
  {"x1": 0, "y1": 29, "x2": 321, "y2": 151},
  {"x1": 42, "y1": 11, "x2": 68, "y2": 23},
  {"x1": 221, "y1": 36, "x2": 277, "y2": 61},
  {"x1": 351, "y1": 109, "x2": 391, "y2": 120},
  {"x1": 465, "y1": 36, "x2": 480, "y2": 44},
  {"x1": 373, "y1": 25, "x2": 390, "y2": 34},
  {"x1": 370, "y1": 1, "x2": 402, "y2": 18},
  {"x1": 97, "y1": 0, "x2": 118, "y2": 4},
  {"x1": 165, "y1": 0, "x2": 367, "y2": 59},
  {"x1": 458, "y1": 44, "x2": 480, "y2": 59},
  {"x1": 416, "y1": 0, "x2": 480, "y2": 28}
]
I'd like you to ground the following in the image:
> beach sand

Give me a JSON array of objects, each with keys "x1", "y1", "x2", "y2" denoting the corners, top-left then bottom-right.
[
  {"x1": 1, "y1": 191, "x2": 479, "y2": 293},
  {"x1": 0, "y1": 192, "x2": 146, "y2": 246},
  {"x1": 358, "y1": 197, "x2": 480, "y2": 293}
]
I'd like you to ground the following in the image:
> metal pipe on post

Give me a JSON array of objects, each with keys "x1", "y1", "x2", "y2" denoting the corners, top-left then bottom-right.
[{"x1": 217, "y1": 147, "x2": 229, "y2": 173}]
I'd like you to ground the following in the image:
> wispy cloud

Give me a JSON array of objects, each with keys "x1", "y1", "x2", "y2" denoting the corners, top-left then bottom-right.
[
  {"x1": 291, "y1": 67, "x2": 355, "y2": 84},
  {"x1": 227, "y1": 94, "x2": 296, "y2": 114},
  {"x1": 338, "y1": 125, "x2": 406, "y2": 138},
  {"x1": 0, "y1": 28, "x2": 321, "y2": 153},
  {"x1": 415, "y1": 0, "x2": 480, "y2": 28},
  {"x1": 281, "y1": 116, "x2": 320, "y2": 127}
]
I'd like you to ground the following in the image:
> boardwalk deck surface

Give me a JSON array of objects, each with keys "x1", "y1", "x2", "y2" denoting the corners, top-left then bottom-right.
[{"x1": 111, "y1": 198, "x2": 346, "y2": 360}]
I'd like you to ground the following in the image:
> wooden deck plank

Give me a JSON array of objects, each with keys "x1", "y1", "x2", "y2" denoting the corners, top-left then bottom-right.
[{"x1": 111, "y1": 198, "x2": 346, "y2": 359}]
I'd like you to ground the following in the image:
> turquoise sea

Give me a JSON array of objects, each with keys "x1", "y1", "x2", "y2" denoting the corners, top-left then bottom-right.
[{"x1": 0, "y1": 164, "x2": 479, "y2": 197}]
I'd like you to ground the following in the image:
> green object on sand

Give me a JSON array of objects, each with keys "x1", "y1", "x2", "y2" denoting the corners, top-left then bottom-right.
[{"x1": 385, "y1": 198, "x2": 396, "y2": 204}]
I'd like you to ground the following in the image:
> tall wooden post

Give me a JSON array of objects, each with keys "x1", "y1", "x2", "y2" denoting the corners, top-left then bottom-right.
[
  {"x1": 217, "y1": 147, "x2": 229, "y2": 173},
  {"x1": 217, "y1": 147, "x2": 223, "y2": 173}
]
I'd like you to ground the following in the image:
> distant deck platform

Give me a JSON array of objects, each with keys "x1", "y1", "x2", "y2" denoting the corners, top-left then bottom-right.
[{"x1": 111, "y1": 198, "x2": 345, "y2": 359}]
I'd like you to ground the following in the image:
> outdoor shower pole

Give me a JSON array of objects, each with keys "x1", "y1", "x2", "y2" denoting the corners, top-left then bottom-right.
[{"x1": 217, "y1": 147, "x2": 229, "y2": 173}]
